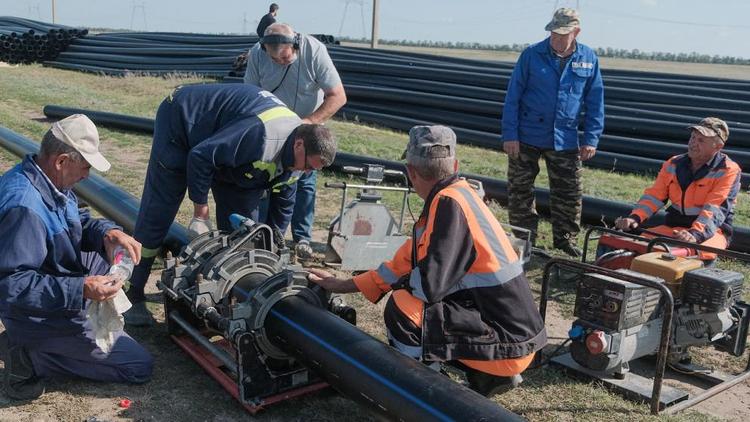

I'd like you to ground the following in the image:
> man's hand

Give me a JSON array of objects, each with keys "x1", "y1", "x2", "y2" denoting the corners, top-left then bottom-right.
[
  {"x1": 103, "y1": 229, "x2": 141, "y2": 264},
  {"x1": 580, "y1": 145, "x2": 597, "y2": 161},
  {"x1": 84, "y1": 275, "x2": 124, "y2": 301},
  {"x1": 307, "y1": 268, "x2": 358, "y2": 293},
  {"x1": 300, "y1": 118, "x2": 313, "y2": 124},
  {"x1": 503, "y1": 140, "x2": 520, "y2": 160},
  {"x1": 673, "y1": 229, "x2": 697, "y2": 243},
  {"x1": 614, "y1": 217, "x2": 639, "y2": 231}
]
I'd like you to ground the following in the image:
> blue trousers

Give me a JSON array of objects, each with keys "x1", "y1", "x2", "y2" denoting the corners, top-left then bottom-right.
[
  {"x1": 291, "y1": 170, "x2": 317, "y2": 243},
  {"x1": 4, "y1": 251, "x2": 153, "y2": 384}
]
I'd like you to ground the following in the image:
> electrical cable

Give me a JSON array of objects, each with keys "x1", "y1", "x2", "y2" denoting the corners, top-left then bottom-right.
[{"x1": 527, "y1": 338, "x2": 572, "y2": 370}]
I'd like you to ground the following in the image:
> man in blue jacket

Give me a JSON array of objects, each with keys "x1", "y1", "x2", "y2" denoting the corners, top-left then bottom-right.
[
  {"x1": 501, "y1": 8, "x2": 604, "y2": 257},
  {"x1": 126, "y1": 83, "x2": 337, "y2": 326},
  {"x1": 0, "y1": 115, "x2": 153, "y2": 401}
]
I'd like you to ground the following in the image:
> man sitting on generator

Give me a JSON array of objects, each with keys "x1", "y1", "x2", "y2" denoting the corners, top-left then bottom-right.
[
  {"x1": 614, "y1": 117, "x2": 742, "y2": 259},
  {"x1": 307, "y1": 125, "x2": 547, "y2": 397}
]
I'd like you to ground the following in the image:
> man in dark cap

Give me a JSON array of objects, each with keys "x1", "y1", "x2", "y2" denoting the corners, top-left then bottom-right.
[
  {"x1": 307, "y1": 125, "x2": 546, "y2": 397},
  {"x1": 615, "y1": 117, "x2": 741, "y2": 259},
  {"x1": 502, "y1": 8, "x2": 605, "y2": 257}
]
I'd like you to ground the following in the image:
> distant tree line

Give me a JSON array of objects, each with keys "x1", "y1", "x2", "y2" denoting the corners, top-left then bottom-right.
[{"x1": 340, "y1": 37, "x2": 750, "y2": 66}]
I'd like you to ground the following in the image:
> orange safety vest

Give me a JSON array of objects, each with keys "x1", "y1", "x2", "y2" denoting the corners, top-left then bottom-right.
[{"x1": 354, "y1": 178, "x2": 546, "y2": 366}]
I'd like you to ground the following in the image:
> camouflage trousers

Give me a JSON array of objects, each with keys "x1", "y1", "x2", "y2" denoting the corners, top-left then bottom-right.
[{"x1": 507, "y1": 143, "x2": 583, "y2": 247}]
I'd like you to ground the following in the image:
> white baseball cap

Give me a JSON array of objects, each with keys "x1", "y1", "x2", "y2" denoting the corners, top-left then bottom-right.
[{"x1": 50, "y1": 114, "x2": 111, "y2": 172}]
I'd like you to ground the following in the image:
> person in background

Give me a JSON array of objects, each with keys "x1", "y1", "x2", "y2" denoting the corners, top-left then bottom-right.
[
  {"x1": 501, "y1": 8, "x2": 604, "y2": 257},
  {"x1": 256, "y1": 3, "x2": 279, "y2": 39},
  {"x1": 244, "y1": 22, "x2": 346, "y2": 260}
]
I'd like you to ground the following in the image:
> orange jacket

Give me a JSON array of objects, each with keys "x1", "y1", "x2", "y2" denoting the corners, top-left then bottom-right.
[
  {"x1": 353, "y1": 177, "x2": 546, "y2": 361},
  {"x1": 630, "y1": 152, "x2": 741, "y2": 243}
]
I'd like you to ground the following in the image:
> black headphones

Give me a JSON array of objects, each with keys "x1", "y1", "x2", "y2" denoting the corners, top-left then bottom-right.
[{"x1": 260, "y1": 33, "x2": 300, "y2": 51}]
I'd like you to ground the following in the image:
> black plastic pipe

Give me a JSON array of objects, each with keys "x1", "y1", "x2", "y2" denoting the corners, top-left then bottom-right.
[
  {"x1": 43, "y1": 105, "x2": 155, "y2": 133},
  {"x1": 268, "y1": 296, "x2": 522, "y2": 421},
  {"x1": 0, "y1": 125, "x2": 188, "y2": 254}
]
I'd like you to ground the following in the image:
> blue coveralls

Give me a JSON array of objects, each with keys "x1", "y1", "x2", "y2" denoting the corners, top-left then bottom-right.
[
  {"x1": 0, "y1": 155, "x2": 153, "y2": 383},
  {"x1": 501, "y1": 37, "x2": 605, "y2": 246},
  {"x1": 130, "y1": 83, "x2": 302, "y2": 302}
]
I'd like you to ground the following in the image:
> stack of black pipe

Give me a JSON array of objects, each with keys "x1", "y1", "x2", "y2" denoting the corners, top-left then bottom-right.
[
  {"x1": 0, "y1": 16, "x2": 87, "y2": 64},
  {"x1": 320, "y1": 49, "x2": 750, "y2": 186},
  {"x1": 44, "y1": 31, "x2": 256, "y2": 77},
  {"x1": 13, "y1": 19, "x2": 750, "y2": 183}
]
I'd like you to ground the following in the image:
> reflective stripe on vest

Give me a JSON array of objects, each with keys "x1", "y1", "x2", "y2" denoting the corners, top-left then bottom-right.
[{"x1": 408, "y1": 182, "x2": 523, "y2": 302}]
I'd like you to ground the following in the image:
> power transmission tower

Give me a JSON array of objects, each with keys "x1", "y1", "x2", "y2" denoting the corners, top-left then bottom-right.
[
  {"x1": 130, "y1": 1, "x2": 148, "y2": 31},
  {"x1": 29, "y1": 3, "x2": 42, "y2": 19},
  {"x1": 243, "y1": 13, "x2": 248, "y2": 34},
  {"x1": 338, "y1": 0, "x2": 368, "y2": 38}
]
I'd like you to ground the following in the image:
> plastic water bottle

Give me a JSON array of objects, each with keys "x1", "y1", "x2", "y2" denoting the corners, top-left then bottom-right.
[{"x1": 109, "y1": 246, "x2": 134, "y2": 282}]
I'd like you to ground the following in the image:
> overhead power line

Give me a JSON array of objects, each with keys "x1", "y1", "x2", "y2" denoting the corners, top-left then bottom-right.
[{"x1": 587, "y1": 5, "x2": 750, "y2": 29}]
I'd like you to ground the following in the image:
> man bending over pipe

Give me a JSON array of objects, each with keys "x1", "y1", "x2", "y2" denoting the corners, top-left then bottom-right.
[
  {"x1": 308, "y1": 125, "x2": 546, "y2": 397},
  {"x1": 127, "y1": 84, "x2": 336, "y2": 326},
  {"x1": 615, "y1": 117, "x2": 742, "y2": 260},
  {"x1": 0, "y1": 115, "x2": 153, "y2": 401}
]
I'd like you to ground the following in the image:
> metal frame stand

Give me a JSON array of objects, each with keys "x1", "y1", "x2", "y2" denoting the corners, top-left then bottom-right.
[{"x1": 541, "y1": 232, "x2": 750, "y2": 415}]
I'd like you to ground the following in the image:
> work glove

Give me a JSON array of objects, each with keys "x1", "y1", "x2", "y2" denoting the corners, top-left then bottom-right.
[{"x1": 187, "y1": 217, "x2": 212, "y2": 239}]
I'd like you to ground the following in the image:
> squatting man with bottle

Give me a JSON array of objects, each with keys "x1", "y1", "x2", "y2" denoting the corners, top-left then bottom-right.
[
  {"x1": 0, "y1": 114, "x2": 153, "y2": 401},
  {"x1": 308, "y1": 125, "x2": 546, "y2": 397}
]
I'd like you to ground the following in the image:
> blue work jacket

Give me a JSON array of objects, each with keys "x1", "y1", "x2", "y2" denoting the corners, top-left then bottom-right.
[
  {"x1": 0, "y1": 155, "x2": 118, "y2": 338},
  {"x1": 163, "y1": 84, "x2": 303, "y2": 229},
  {"x1": 502, "y1": 38, "x2": 605, "y2": 151}
]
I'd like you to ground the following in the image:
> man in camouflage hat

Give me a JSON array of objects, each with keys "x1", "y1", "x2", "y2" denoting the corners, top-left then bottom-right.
[
  {"x1": 307, "y1": 125, "x2": 547, "y2": 397},
  {"x1": 502, "y1": 7, "x2": 604, "y2": 257},
  {"x1": 615, "y1": 117, "x2": 741, "y2": 258}
]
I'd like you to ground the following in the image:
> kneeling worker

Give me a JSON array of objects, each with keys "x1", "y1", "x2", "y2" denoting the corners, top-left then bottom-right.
[
  {"x1": 0, "y1": 115, "x2": 153, "y2": 400},
  {"x1": 308, "y1": 125, "x2": 547, "y2": 396},
  {"x1": 615, "y1": 117, "x2": 741, "y2": 259}
]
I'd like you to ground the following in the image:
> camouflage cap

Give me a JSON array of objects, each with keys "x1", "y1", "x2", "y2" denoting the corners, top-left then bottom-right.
[
  {"x1": 401, "y1": 125, "x2": 456, "y2": 160},
  {"x1": 545, "y1": 8, "x2": 580, "y2": 34},
  {"x1": 689, "y1": 117, "x2": 729, "y2": 143}
]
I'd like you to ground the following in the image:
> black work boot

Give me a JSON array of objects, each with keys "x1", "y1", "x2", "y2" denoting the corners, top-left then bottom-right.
[
  {"x1": 466, "y1": 370, "x2": 523, "y2": 397},
  {"x1": 554, "y1": 241, "x2": 582, "y2": 258},
  {"x1": 3, "y1": 345, "x2": 45, "y2": 401}
]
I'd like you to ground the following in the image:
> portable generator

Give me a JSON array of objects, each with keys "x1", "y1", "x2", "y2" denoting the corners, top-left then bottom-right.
[{"x1": 570, "y1": 227, "x2": 750, "y2": 378}]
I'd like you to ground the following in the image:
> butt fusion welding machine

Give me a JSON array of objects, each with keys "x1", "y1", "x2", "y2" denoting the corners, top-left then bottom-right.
[{"x1": 157, "y1": 214, "x2": 356, "y2": 413}]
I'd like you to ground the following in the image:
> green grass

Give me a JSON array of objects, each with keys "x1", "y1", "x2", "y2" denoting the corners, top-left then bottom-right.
[{"x1": 1, "y1": 64, "x2": 748, "y2": 421}]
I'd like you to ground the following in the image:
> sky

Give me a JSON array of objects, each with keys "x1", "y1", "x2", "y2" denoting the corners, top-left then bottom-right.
[{"x1": 2, "y1": 0, "x2": 750, "y2": 59}]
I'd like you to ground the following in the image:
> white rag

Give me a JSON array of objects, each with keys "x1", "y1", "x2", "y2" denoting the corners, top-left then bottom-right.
[{"x1": 86, "y1": 290, "x2": 132, "y2": 353}]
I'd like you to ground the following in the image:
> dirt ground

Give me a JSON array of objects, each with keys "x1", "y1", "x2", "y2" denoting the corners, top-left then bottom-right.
[{"x1": 2, "y1": 230, "x2": 748, "y2": 421}]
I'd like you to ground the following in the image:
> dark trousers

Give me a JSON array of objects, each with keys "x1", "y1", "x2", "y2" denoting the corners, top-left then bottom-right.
[
  {"x1": 507, "y1": 143, "x2": 582, "y2": 246},
  {"x1": 4, "y1": 251, "x2": 153, "y2": 384},
  {"x1": 130, "y1": 101, "x2": 270, "y2": 301}
]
